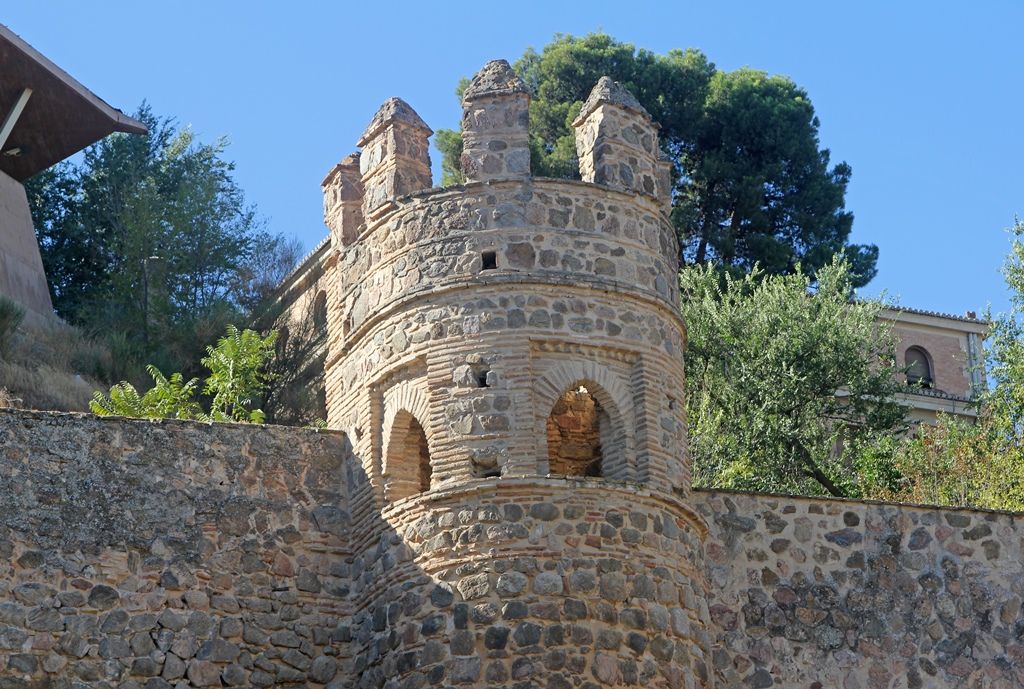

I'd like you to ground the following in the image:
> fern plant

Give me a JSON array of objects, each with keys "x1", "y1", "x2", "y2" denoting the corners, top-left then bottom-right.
[
  {"x1": 90, "y1": 365, "x2": 203, "y2": 419},
  {"x1": 90, "y1": 326, "x2": 275, "y2": 422}
]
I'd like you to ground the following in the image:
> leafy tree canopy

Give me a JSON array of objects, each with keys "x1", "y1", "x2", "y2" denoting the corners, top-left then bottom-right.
[
  {"x1": 436, "y1": 33, "x2": 877, "y2": 286},
  {"x1": 683, "y1": 258, "x2": 907, "y2": 497},
  {"x1": 25, "y1": 104, "x2": 301, "y2": 382}
]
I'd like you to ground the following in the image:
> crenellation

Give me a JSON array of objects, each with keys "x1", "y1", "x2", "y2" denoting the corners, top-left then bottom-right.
[
  {"x1": 574, "y1": 76, "x2": 667, "y2": 204},
  {"x1": 0, "y1": 59, "x2": 1012, "y2": 689},
  {"x1": 356, "y1": 97, "x2": 433, "y2": 215},
  {"x1": 460, "y1": 59, "x2": 531, "y2": 182},
  {"x1": 322, "y1": 152, "x2": 364, "y2": 248}
]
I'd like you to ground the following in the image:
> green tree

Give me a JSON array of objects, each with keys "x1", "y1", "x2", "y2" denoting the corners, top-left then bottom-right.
[
  {"x1": 872, "y1": 411, "x2": 1024, "y2": 510},
  {"x1": 25, "y1": 104, "x2": 294, "y2": 380},
  {"x1": 681, "y1": 69, "x2": 871, "y2": 283},
  {"x1": 90, "y1": 325, "x2": 276, "y2": 423},
  {"x1": 984, "y1": 220, "x2": 1024, "y2": 432},
  {"x1": 682, "y1": 258, "x2": 907, "y2": 497},
  {"x1": 435, "y1": 33, "x2": 876, "y2": 286},
  {"x1": 201, "y1": 325, "x2": 277, "y2": 423},
  {"x1": 435, "y1": 128, "x2": 466, "y2": 186},
  {"x1": 22, "y1": 162, "x2": 94, "y2": 317},
  {"x1": 517, "y1": 34, "x2": 712, "y2": 180}
]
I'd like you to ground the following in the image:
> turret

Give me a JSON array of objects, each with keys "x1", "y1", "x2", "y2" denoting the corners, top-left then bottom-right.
[
  {"x1": 574, "y1": 76, "x2": 673, "y2": 213},
  {"x1": 355, "y1": 97, "x2": 433, "y2": 216},
  {"x1": 321, "y1": 66, "x2": 708, "y2": 689},
  {"x1": 322, "y1": 152, "x2": 363, "y2": 248},
  {"x1": 460, "y1": 59, "x2": 531, "y2": 181}
]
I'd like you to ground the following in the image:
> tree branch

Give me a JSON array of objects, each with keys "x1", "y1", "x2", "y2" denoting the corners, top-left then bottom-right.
[{"x1": 793, "y1": 441, "x2": 847, "y2": 498}]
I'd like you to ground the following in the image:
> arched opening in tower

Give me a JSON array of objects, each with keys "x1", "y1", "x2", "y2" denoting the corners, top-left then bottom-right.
[
  {"x1": 546, "y1": 385, "x2": 605, "y2": 477},
  {"x1": 386, "y1": 411, "x2": 432, "y2": 498},
  {"x1": 407, "y1": 416, "x2": 432, "y2": 492}
]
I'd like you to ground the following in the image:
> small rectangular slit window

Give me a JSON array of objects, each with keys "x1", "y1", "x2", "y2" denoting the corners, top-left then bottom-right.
[{"x1": 481, "y1": 251, "x2": 498, "y2": 271}]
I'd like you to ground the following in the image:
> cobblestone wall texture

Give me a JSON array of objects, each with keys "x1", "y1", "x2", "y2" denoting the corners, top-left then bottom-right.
[
  {"x1": 0, "y1": 410, "x2": 354, "y2": 689},
  {"x1": 5, "y1": 411, "x2": 1024, "y2": 689},
  {"x1": 696, "y1": 490, "x2": 1024, "y2": 689}
]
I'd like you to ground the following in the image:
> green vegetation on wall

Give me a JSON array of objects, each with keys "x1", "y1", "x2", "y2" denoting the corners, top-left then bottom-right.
[{"x1": 91, "y1": 325, "x2": 277, "y2": 423}]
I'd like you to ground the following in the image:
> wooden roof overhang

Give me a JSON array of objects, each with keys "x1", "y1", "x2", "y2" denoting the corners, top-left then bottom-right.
[{"x1": 0, "y1": 23, "x2": 147, "y2": 182}]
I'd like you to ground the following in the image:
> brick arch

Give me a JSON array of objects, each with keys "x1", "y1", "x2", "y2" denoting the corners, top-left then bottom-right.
[
  {"x1": 382, "y1": 379, "x2": 433, "y2": 500},
  {"x1": 533, "y1": 361, "x2": 635, "y2": 480},
  {"x1": 313, "y1": 290, "x2": 328, "y2": 331}
]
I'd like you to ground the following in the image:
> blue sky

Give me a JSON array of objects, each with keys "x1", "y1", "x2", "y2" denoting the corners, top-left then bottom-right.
[{"x1": 6, "y1": 2, "x2": 1024, "y2": 318}]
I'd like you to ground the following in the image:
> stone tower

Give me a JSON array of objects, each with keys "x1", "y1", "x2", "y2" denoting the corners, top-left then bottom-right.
[{"x1": 321, "y1": 61, "x2": 711, "y2": 689}]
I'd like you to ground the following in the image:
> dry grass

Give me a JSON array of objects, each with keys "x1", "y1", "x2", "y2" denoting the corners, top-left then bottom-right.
[{"x1": 0, "y1": 322, "x2": 112, "y2": 413}]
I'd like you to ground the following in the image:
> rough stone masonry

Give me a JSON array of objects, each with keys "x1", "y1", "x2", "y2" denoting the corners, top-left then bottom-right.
[{"x1": 0, "y1": 59, "x2": 1021, "y2": 689}]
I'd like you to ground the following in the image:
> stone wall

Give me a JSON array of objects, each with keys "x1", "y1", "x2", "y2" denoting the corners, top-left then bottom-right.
[
  {"x1": 3, "y1": 409, "x2": 1024, "y2": 689},
  {"x1": 343, "y1": 478, "x2": 711, "y2": 689},
  {"x1": 696, "y1": 490, "x2": 1024, "y2": 689},
  {"x1": 0, "y1": 409, "x2": 352, "y2": 688}
]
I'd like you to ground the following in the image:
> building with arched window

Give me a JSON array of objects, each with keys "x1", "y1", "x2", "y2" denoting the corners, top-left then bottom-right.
[
  {"x1": 1, "y1": 51, "x2": 1019, "y2": 689},
  {"x1": 879, "y1": 306, "x2": 987, "y2": 424}
]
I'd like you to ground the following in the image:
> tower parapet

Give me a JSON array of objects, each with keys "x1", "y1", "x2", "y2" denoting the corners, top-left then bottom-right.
[
  {"x1": 356, "y1": 97, "x2": 433, "y2": 215},
  {"x1": 460, "y1": 59, "x2": 531, "y2": 182},
  {"x1": 323, "y1": 65, "x2": 711, "y2": 689},
  {"x1": 322, "y1": 152, "x2": 363, "y2": 248},
  {"x1": 574, "y1": 76, "x2": 674, "y2": 212}
]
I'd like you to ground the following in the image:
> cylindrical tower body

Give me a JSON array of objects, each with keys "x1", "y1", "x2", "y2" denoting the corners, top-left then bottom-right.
[{"x1": 323, "y1": 67, "x2": 712, "y2": 689}]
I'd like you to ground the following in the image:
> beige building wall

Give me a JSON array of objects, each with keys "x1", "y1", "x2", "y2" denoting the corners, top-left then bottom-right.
[
  {"x1": 880, "y1": 307, "x2": 987, "y2": 424},
  {"x1": 0, "y1": 169, "x2": 55, "y2": 327}
]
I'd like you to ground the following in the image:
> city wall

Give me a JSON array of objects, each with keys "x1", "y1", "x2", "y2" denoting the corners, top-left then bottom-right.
[
  {"x1": 0, "y1": 58, "x2": 1016, "y2": 689},
  {"x1": 697, "y1": 491, "x2": 1024, "y2": 688},
  {"x1": 0, "y1": 410, "x2": 354, "y2": 688},
  {"x1": 0, "y1": 409, "x2": 1021, "y2": 688}
]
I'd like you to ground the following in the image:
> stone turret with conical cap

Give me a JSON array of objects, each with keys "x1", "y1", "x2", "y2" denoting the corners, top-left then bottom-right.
[
  {"x1": 460, "y1": 59, "x2": 531, "y2": 181},
  {"x1": 321, "y1": 62, "x2": 705, "y2": 689},
  {"x1": 574, "y1": 76, "x2": 672, "y2": 210},
  {"x1": 356, "y1": 97, "x2": 433, "y2": 214}
]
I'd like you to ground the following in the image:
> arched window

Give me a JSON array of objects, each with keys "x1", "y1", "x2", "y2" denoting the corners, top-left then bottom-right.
[
  {"x1": 905, "y1": 347, "x2": 933, "y2": 388},
  {"x1": 313, "y1": 290, "x2": 328, "y2": 331},
  {"x1": 383, "y1": 410, "x2": 432, "y2": 500},
  {"x1": 546, "y1": 385, "x2": 607, "y2": 477},
  {"x1": 535, "y1": 365, "x2": 634, "y2": 480}
]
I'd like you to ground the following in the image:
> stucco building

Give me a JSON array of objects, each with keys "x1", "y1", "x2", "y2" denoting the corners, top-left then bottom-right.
[{"x1": 882, "y1": 306, "x2": 987, "y2": 423}]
